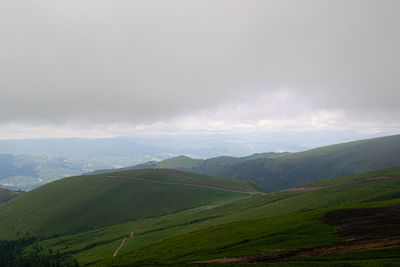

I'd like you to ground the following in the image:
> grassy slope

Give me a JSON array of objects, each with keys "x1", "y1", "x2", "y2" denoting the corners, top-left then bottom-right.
[
  {"x1": 107, "y1": 170, "x2": 400, "y2": 265},
  {"x1": 31, "y1": 167, "x2": 400, "y2": 266},
  {"x1": 174, "y1": 170, "x2": 267, "y2": 192},
  {"x1": 104, "y1": 134, "x2": 400, "y2": 192},
  {"x1": 0, "y1": 169, "x2": 256, "y2": 240},
  {"x1": 284, "y1": 247, "x2": 400, "y2": 266},
  {"x1": 89, "y1": 152, "x2": 286, "y2": 175},
  {"x1": 116, "y1": 156, "x2": 204, "y2": 171},
  {"x1": 214, "y1": 134, "x2": 400, "y2": 191},
  {"x1": 88, "y1": 156, "x2": 204, "y2": 175},
  {"x1": 306, "y1": 166, "x2": 400, "y2": 187},
  {"x1": 109, "y1": 184, "x2": 400, "y2": 265},
  {"x1": 155, "y1": 156, "x2": 203, "y2": 169}
]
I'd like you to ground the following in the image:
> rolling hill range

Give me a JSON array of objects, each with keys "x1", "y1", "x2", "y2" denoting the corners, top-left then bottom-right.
[
  {"x1": 107, "y1": 134, "x2": 400, "y2": 191},
  {"x1": 89, "y1": 152, "x2": 286, "y2": 175},
  {"x1": 0, "y1": 169, "x2": 262, "y2": 240},
  {"x1": 1, "y1": 167, "x2": 398, "y2": 266}
]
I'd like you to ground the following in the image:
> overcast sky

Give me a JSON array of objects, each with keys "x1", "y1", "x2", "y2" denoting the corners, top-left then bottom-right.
[{"x1": 1, "y1": 0, "x2": 399, "y2": 139}]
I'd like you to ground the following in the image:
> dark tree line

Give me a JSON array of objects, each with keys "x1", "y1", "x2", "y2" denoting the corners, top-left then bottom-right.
[{"x1": 0, "y1": 236, "x2": 78, "y2": 267}]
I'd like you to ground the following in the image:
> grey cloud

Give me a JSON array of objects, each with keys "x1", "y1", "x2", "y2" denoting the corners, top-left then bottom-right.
[{"x1": 0, "y1": 0, "x2": 399, "y2": 124}]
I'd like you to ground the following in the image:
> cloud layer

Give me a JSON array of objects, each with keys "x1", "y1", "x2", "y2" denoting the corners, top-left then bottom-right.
[{"x1": 1, "y1": 1, "x2": 399, "y2": 134}]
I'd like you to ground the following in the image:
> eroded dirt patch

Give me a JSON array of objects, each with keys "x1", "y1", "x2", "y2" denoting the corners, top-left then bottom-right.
[{"x1": 321, "y1": 205, "x2": 400, "y2": 240}]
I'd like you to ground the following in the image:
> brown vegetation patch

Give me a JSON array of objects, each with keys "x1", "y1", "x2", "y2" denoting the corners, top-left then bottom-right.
[{"x1": 321, "y1": 204, "x2": 400, "y2": 240}]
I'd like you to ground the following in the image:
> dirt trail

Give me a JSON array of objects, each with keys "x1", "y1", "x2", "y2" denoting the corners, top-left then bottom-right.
[
  {"x1": 281, "y1": 175, "x2": 400, "y2": 193},
  {"x1": 162, "y1": 169, "x2": 264, "y2": 194},
  {"x1": 112, "y1": 238, "x2": 126, "y2": 257},
  {"x1": 113, "y1": 229, "x2": 138, "y2": 257},
  {"x1": 109, "y1": 171, "x2": 264, "y2": 195}
]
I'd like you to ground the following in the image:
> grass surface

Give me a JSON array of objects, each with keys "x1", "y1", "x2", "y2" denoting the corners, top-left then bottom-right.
[
  {"x1": 156, "y1": 156, "x2": 203, "y2": 169},
  {"x1": 305, "y1": 166, "x2": 400, "y2": 187},
  {"x1": 17, "y1": 167, "x2": 400, "y2": 266},
  {"x1": 90, "y1": 134, "x2": 400, "y2": 192},
  {"x1": 182, "y1": 134, "x2": 400, "y2": 191},
  {"x1": 0, "y1": 169, "x2": 255, "y2": 239}
]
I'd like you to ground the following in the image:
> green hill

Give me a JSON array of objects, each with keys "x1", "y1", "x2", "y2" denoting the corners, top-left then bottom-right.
[
  {"x1": 88, "y1": 155, "x2": 204, "y2": 174},
  {"x1": 150, "y1": 156, "x2": 203, "y2": 169},
  {"x1": 12, "y1": 166, "x2": 398, "y2": 266},
  {"x1": 0, "y1": 169, "x2": 261, "y2": 240},
  {"x1": 216, "y1": 134, "x2": 400, "y2": 191},
  {"x1": 96, "y1": 167, "x2": 400, "y2": 266},
  {"x1": 90, "y1": 152, "x2": 287, "y2": 176},
  {"x1": 123, "y1": 134, "x2": 400, "y2": 191}
]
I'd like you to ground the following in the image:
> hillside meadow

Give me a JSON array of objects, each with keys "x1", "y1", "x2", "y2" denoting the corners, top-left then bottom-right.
[{"x1": 3, "y1": 167, "x2": 397, "y2": 266}]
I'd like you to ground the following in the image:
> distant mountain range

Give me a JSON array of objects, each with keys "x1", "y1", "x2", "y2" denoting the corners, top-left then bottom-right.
[{"x1": 94, "y1": 134, "x2": 400, "y2": 191}]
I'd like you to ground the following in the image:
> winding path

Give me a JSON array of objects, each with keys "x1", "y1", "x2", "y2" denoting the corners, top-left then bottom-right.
[
  {"x1": 113, "y1": 238, "x2": 127, "y2": 257},
  {"x1": 113, "y1": 229, "x2": 138, "y2": 257},
  {"x1": 108, "y1": 170, "x2": 264, "y2": 195}
]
